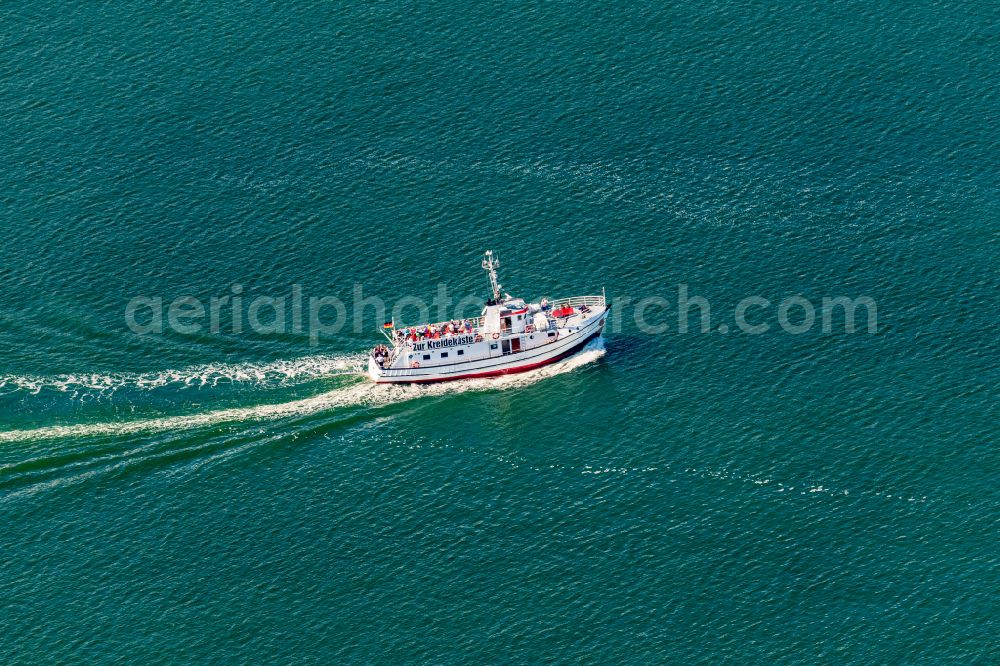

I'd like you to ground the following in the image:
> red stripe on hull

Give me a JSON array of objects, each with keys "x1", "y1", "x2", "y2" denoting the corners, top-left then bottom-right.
[{"x1": 376, "y1": 331, "x2": 602, "y2": 384}]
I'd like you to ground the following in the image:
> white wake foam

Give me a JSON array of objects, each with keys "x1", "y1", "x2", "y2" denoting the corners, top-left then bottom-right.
[
  {"x1": 0, "y1": 342, "x2": 605, "y2": 443},
  {"x1": 0, "y1": 354, "x2": 367, "y2": 396}
]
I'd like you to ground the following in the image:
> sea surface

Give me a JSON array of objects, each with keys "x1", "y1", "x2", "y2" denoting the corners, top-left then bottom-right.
[{"x1": 1, "y1": 1, "x2": 998, "y2": 662}]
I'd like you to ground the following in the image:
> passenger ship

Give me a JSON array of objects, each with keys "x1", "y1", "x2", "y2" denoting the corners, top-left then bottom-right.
[{"x1": 368, "y1": 251, "x2": 608, "y2": 384}]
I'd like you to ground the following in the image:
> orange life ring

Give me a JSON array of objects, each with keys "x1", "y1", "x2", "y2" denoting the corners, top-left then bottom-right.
[
  {"x1": 492, "y1": 333, "x2": 500, "y2": 340},
  {"x1": 411, "y1": 361, "x2": 420, "y2": 369}
]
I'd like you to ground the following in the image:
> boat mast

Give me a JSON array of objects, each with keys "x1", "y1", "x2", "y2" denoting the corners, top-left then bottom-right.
[{"x1": 482, "y1": 250, "x2": 503, "y2": 302}]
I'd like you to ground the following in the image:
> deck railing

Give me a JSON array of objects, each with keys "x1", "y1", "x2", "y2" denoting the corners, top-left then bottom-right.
[{"x1": 546, "y1": 294, "x2": 607, "y2": 310}]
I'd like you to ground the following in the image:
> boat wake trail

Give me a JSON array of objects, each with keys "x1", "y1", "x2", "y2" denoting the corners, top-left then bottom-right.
[
  {"x1": 0, "y1": 341, "x2": 606, "y2": 444},
  {"x1": 0, "y1": 354, "x2": 367, "y2": 398}
]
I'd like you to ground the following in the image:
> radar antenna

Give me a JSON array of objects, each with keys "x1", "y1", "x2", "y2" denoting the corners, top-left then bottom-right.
[{"x1": 482, "y1": 250, "x2": 502, "y2": 302}]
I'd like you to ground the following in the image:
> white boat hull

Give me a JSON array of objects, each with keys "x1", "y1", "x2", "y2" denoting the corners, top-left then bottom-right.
[{"x1": 369, "y1": 307, "x2": 607, "y2": 384}]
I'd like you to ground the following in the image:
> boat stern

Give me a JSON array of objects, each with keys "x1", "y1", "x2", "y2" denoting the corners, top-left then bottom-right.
[{"x1": 367, "y1": 354, "x2": 384, "y2": 382}]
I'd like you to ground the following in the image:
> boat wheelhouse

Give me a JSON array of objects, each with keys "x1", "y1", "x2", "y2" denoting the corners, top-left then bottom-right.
[{"x1": 368, "y1": 251, "x2": 607, "y2": 384}]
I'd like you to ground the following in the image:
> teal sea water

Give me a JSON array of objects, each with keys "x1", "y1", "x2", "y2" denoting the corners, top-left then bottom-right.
[{"x1": 2, "y1": 1, "x2": 998, "y2": 662}]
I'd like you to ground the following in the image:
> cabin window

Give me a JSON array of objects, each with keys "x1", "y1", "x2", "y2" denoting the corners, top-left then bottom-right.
[
  {"x1": 490, "y1": 343, "x2": 498, "y2": 350},
  {"x1": 423, "y1": 354, "x2": 431, "y2": 360},
  {"x1": 441, "y1": 352, "x2": 448, "y2": 358},
  {"x1": 548, "y1": 331, "x2": 556, "y2": 338},
  {"x1": 457, "y1": 349, "x2": 464, "y2": 356},
  {"x1": 516, "y1": 314, "x2": 522, "y2": 320}
]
